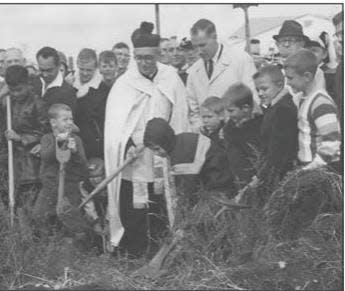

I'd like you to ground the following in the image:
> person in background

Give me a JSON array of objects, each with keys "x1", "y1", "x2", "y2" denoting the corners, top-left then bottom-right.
[
  {"x1": 112, "y1": 42, "x2": 130, "y2": 77},
  {"x1": 159, "y1": 37, "x2": 172, "y2": 65},
  {"x1": 98, "y1": 50, "x2": 118, "y2": 93},
  {"x1": 73, "y1": 48, "x2": 105, "y2": 159},
  {"x1": 170, "y1": 39, "x2": 189, "y2": 85},
  {"x1": 222, "y1": 83, "x2": 263, "y2": 190},
  {"x1": 0, "y1": 66, "x2": 48, "y2": 206},
  {"x1": 34, "y1": 46, "x2": 77, "y2": 114},
  {"x1": 4, "y1": 48, "x2": 26, "y2": 68},
  {"x1": 58, "y1": 51, "x2": 69, "y2": 78},
  {"x1": 199, "y1": 96, "x2": 225, "y2": 146},
  {"x1": 187, "y1": 19, "x2": 260, "y2": 132},
  {"x1": 284, "y1": 49, "x2": 341, "y2": 172},
  {"x1": 305, "y1": 32, "x2": 338, "y2": 99},
  {"x1": 25, "y1": 61, "x2": 39, "y2": 77},
  {"x1": 332, "y1": 11, "x2": 343, "y2": 123},
  {"x1": 250, "y1": 39, "x2": 261, "y2": 56},
  {"x1": 180, "y1": 37, "x2": 199, "y2": 68}
]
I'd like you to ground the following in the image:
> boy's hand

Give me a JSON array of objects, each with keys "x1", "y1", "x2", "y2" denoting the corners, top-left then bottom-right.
[
  {"x1": 5, "y1": 129, "x2": 21, "y2": 142},
  {"x1": 67, "y1": 137, "x2": 77, "y2": 153},
  {"x1": 56, "y1": 132, "x2": 69, "y2": 142},
  {"x1": 30, "y1": 144, "x2": 41, "y2": 157}
]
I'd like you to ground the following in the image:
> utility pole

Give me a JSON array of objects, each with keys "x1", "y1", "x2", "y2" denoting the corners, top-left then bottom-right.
[
  {"x1": 155, "y1": 4, "x2": 161, "y2": 35},
  {"x1": 233, "y1": 4, "x2": 258, "y2": 55}
]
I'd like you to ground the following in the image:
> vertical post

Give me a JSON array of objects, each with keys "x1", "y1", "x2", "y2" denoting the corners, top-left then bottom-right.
[
  {"x1": 155, "y1": 4, "x2": 160, "y2": 35},
  {"x1": 244, "y1": 6, "x2": 251, "y2": 55},
  {"x1": 6, "y1": 95, "x2": 15, "y2": 228}
]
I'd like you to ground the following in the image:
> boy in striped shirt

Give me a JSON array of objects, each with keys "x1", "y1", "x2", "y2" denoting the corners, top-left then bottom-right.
[{"x1": 284, "y1": 49, "x2": 341, "y2": 171}]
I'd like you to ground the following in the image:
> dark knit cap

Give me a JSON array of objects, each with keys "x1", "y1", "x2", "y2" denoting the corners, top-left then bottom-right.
[
  {"x1": 131, "y1": 22, "x2": 160, "y2": 48},
  {"x1": 144, "y1": 118, "x2": 176, "y2": 153},
  {"x1": 5, "y1": 65, "x2": 29, "y2": 86}
]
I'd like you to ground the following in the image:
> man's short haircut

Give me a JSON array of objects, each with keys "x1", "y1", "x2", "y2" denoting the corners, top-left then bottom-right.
[
  {"x1": 77, "y1": 48, "x2": 97, "y2": 66},
  {"x1": 112, "y1": 42, "x2": 129, "y2": 51},
  {"x1": 332, "y1": 11, "x2": 343, "y2": 25},
  {"x1": 253, "y1": 64, "x2": 285, "y2": 85},
  {"x1": 284, "y1": 49, "x2": 318, "y2": 77},
  {"x1": 99, "y1": 50, "x2": 117, "y2": 65},
  {"x1": 250, "y1": 38, "x2": 260, "y2": 44},
  {"x1": 222, "y1": 82, "x2": 253, "y2": 108},
  {"x1": 48, "y1": 103, "x2": 72, "y2": 120},
  {"x1": 5, "y1": 65, "x2": 28, "y2": 86},
  {"x1": 201, "y1": 96, "x2": 224, "y2": 114},
  {"x1": 191, "y1": 19, "x2": 216, "y2": 36},
  {"x1": 36, "y1": 46, "x2": 60, "y2": 66}
]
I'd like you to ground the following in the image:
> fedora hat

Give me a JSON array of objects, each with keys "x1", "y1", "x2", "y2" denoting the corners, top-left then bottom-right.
[{"x1": 273, "y1": 20, "x2": 309, "y2": 41}]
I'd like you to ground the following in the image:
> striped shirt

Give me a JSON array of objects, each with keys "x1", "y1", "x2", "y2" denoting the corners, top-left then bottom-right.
[{"x1": 298, "y1": 89, "x2": 341, "y2": 167}]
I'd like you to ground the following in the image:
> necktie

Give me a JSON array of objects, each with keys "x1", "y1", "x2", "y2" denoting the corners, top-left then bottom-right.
[{"x1": 207, "y1": 59, "x2": 213, "y2": 79}]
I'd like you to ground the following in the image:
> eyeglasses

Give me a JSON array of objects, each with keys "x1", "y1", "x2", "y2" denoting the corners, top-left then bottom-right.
[
  {"x1": 134, "y1": 55, "x2": 155, "y2": 62},
  {"x1": 276, "y1": 38, "x2": 301, "y2": 46}
]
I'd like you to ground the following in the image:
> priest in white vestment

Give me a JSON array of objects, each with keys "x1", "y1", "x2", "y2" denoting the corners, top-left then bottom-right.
[{"x1": 104, "y1": 21, "x2": 190, "y2": 256}]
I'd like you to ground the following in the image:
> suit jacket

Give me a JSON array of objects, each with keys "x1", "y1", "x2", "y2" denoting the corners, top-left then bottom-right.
[{"x1": 186, "y1": 44, "x2": 260, "y2": 130}]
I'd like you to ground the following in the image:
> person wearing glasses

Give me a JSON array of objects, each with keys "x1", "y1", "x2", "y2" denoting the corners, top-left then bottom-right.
[{"x1": 104, "y1": 21, "x2": 190, "y2": 258}]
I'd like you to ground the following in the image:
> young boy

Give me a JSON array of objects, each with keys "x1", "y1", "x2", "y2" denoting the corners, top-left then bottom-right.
[
  {"x1": 284, "y1": 49, "x2": 341, "y2": 171},
  {"x1": 199, "y1": 96, "x2": 225, "y2": 146},
  {"x1": 253, "y1": 65, "x2": 298, "y2": 182},
  {"x1": 1, "y1": 65, "x2": 48, "y2": 206},
  {"x1": 98, "y1": 50, "x2": 118, "y2": 94},
  {"x1": 144, "y1": 117, "x2": 234, "y2": 195},
  {"x1": 33, "y1": 103, "x2": 90, "y2": 234},
  {"x1": 222, "y1": 82, "x2": 263, "y2": 189}
]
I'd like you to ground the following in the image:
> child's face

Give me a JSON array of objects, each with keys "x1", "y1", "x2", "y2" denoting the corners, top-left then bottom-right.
[
  {"x1": 225, "y1": 103, "x2": 251, "y2": 126},
  {"x1": 254, "y1": 75, "x2": 283, "y2": 106},
  {"x1": 77, "y1": 59, "x2": 97, "y2": 84},
  {"x1": 200, "y1": 107, "x2": 223, "y2": 132},
  {"x1": 148, "y1": 144, "x2": 168, "y2": 158},
  {"x1": 8, "y1": 83, "x2": 29, "y2": 100},
  {"x1": 99, "y1": 61, "x2": 117, "y2": 82},
  {"x1": 50, "y1": 110, "x2": 74, "y2": 134},
  {"x1": 285, "y1": 67, "x2": 310, "y2": 94},
  {"x1": 309, "y1": 46, "x2": 326, "y2": 65}
]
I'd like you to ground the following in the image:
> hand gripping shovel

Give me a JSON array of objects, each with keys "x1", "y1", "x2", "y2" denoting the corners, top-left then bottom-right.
[{"x1": 55, "y1": 140, "x2": 89, "y2": 232}]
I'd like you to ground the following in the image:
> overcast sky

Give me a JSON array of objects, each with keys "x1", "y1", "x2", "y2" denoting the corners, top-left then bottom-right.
[{"x1": 0, "y1": 3, "x2": 341, "y2": 61}]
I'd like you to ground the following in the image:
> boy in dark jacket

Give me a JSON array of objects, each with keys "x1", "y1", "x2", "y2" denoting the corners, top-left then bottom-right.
[
  {"x1": 250, "y1": 65, "x2": 298, "y2": 204},
  {"x1": 1, "y1": 66, "x2": 48, "y2": 205},
  {"x1": 199, "y1": 96, "x2": 225, "y2": 147},
  {"x1": 33, "y1": 103, "x2": 90, "y2": 234},
  {"x1": 222, "y1": 82, "x2": 263, "y2": 190},
  {"x1": 144, "y1": 117, "x2": 234, "y2": 195}
]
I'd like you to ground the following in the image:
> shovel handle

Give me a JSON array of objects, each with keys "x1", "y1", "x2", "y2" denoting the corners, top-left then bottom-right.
[
  {"x1": 78, "y1": 145, "x2": 145, "y2": 209},
  {"x1": 56, "y1": 162, "x2": 66, "y2": 215}
]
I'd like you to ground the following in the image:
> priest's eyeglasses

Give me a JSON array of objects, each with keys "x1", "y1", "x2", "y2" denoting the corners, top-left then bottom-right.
[{"x1": 134, "y1": 55, "x2": 155, "y2": 62}]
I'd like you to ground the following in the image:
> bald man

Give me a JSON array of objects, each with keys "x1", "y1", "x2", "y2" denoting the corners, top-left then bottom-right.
[{"x1": 5, "y1": 48, "x2": 25, "y2": 68}]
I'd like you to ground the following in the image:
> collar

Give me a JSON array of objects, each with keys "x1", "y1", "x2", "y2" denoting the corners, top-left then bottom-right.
[
  {"x1": 271, "y1": 86, "x2": 289, "y2": 106},
  {"x1": 212, "y1": 43, "x2": 223, "y2": 64},
  {"x1": 73, "y1": 70, "x2": 103, "y2": 98},
  {"x1": 41, "y1": 71, "x2": 63, "y2": 96},
  {"x1": 141, "y1": 68, "x2": 158, "y2": 82}
]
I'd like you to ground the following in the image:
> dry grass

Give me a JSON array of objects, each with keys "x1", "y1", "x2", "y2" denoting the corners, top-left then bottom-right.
[{"x1": 0, "y1": 167, "x2": 343, "y2": 290}]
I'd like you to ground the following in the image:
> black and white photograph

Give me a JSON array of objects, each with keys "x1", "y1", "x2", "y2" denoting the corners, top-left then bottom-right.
[{"x1": 0, "y1": 2, "x2": 343, "y2": 290}]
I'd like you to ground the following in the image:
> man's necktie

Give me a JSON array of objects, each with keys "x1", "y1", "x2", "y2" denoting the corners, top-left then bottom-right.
[{"x1": 207, "y1": 59, "x2": 213, "y2": 79}]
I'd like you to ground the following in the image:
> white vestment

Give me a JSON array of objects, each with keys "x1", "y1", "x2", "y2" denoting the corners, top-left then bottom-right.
[{"x1": 104, "y1": 62, "x2": 190, "y2": 247}]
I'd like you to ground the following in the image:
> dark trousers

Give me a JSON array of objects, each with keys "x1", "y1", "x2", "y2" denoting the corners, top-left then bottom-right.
[{"x1": 119, "y1": 179, "x2": 168, "y2": 258}]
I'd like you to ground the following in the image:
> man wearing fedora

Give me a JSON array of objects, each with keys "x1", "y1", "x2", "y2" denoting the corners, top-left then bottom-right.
[{"x1": 273, "y1": 20, "x2": 326, "y2": 101}]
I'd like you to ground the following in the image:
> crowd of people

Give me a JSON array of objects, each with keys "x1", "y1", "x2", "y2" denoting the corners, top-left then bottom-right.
[{"x1": 0, "y1": 12, "x2": 343, "y2": 258}]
